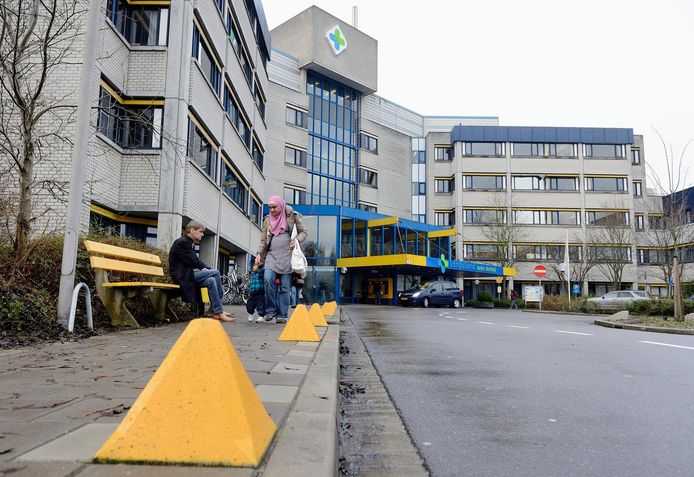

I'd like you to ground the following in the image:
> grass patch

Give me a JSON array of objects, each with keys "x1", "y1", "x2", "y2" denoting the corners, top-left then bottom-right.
[{"x1": 607, "y1": 315, "x2": 694, "y2": 330}]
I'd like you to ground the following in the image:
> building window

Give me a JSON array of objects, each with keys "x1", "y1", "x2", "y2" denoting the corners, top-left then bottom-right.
[
  {"x1": 633, "y1": 181, "x2": 642, "y2": 197},
  {"x1": 285, "y1": 146, "x2": 307, "y2": 167},
  {"x1": 250, "y1": 195, "x2": 262, "y2": 227},
  {"x1": 253, "y1": 78, "x2": 265, "y2": 119},
  {"x1": 186, "y1": 117, "x2": 217, "y2": 179},
  {"x1": 192, "y1": 24, "x2": 221, "y2": 96},
  {"x1": 97, "y1": 86, "x2": 162, "y2": 149},
  {"x1": 435, "y1": 177, "x2": 455, "y2": 193},
  {"x1": 359, "y1": 168, "x2": 378, "y2": 188},
  {"x1": 512, "y1": 175, "x2": 543, "y2": 190},
  {"x1": 637, "y1": 249, "x2": 668, "y2": 265},
  {"x1": 226, "y1": 8, "x2": 242, "y2": 58},
  {"x1": 631, "y1": 148, "x2": 641, "y2": 165},
  {"x1": 589, "y1": 246, "x2": 631, "y2": 262},
  {"x1": 221, "y1": 159, "x2": 247, "y2": 211},
  {"x1": 360, "y1": 133, "x2": 378, "y2": 153},
  {"x1": 358, "y1": 202, "x2": 377, "y2": 213},
  {"x1": 463, "y1": 175, "x2": 505, "y2": 190},
  {"x1": 586, "y1": 211, "x2": 629, "y2": 226},
  {"x1": 514, "y1": 244, "x2": 582, "y2": 261},
  {"x1": 464, "y1": 209, "x2": 506, "y2": 224},
  {"x1": 635, "y1": 214, "x2": 644, "y2": 231},
  {"x1": 584, "y1": 144, "x2": 626, "y2": 158},
  {"x1": 464, "y1": 244, "x2": 498, "y2": 260},
  {"x1": 513, "y1": 210, "x2": 580, "y2": 225},
  {"x1": 223, "y1": 84, "x2": 251, "y2": 148},
  {"x1": 463, "y1": 142, "x2": 505, "y2": 157},
  {"x1": 286, "y1": 106, "x2": 308, "y2": 128},
  {"x1": 511, "y1": 143, "x2": 577, "y2": 158},
  {"x1": 284, "y1": 186, "x2": 306, "y2": 205},
  {"x1": 546, "y1": 176, "x2": 579, "y2": 191},
  {"x1": 434, "y1": 146, "x2": 453, "y2": 161},
  {"x1": 584, "y1": 177, "x2": 627, "y2": 192},
  {"x1": 106, "y1": 0, "x2": 168, "y2": 46},
  {"x1": 435, "y1": 210, "x2": 455, "y2": 226},
  {"x1": 412, "y1": 182, "x2": 426, "y2": 195},
  {"x1": 89, "y1": 210, "x2": 157, "y2": 247},
  {"x1": 251, "y1": 139, "x2": 264, "y2": 171}
]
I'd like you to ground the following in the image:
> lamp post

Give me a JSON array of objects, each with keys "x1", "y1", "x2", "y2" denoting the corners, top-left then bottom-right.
[{"x1": 56, "y1": 0, "x2": 103, "y2": 326}]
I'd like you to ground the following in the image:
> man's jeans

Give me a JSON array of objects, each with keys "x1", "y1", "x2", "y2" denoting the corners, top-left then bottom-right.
[
  {"x1": 193, "y1": 269, "x2": 224, "y2": 314},
  {"x1": 264, "y1": 269, "x2": 291, "y2": 319}
]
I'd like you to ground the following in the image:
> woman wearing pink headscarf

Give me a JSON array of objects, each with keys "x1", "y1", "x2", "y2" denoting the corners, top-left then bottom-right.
[{"x1": 255, "y1": 195, "x2": 308, "y2": 323}]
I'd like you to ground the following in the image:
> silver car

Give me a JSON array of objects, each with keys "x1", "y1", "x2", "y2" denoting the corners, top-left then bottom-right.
[{"x1": 587, "y1": 290, "x2": 652, "y2": 310}]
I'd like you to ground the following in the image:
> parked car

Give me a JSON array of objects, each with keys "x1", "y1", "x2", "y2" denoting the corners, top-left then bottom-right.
[
  {"x1": 398, "y1": 280, "x2": 463, "y2": 308},
  {"x1": 587, "y1": 290, "x2": 652, "y2": 310}
]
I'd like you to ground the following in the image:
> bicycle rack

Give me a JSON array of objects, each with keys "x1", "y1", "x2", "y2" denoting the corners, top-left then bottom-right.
[{"x1": 68, "y1": 282, "x2": 94, "y2": 332}]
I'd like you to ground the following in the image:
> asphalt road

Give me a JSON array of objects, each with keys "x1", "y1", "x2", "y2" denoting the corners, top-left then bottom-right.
[{"x1": 346, "y1": 305, "x2": 694, "y2": 477}]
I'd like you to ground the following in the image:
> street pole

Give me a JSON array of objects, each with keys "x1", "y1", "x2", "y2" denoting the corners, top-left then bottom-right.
[{"x1": 56, "y1": 0, "x2": 102, "y2": 326}]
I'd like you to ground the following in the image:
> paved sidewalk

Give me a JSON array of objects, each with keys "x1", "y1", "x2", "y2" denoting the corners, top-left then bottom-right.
[{"x1": 0, "y1": 305, "x2": 339, "y2": 477}]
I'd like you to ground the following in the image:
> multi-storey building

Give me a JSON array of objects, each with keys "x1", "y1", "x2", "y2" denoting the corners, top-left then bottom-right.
[
  {"x1": 12, "y1": 1, "x2": 691, "y2": 303},
  {"x1": 86, "y1": 0, "x2": 271, "y2": 274}
]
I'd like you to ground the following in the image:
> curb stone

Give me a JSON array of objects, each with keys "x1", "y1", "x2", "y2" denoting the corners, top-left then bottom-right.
[{"x1": 594, "y1": 319, "x2": 694, "y2": 335}]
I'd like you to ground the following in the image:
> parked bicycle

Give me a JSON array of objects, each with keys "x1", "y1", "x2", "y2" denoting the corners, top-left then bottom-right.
[{"x1": 221, "y1": 266, "x2": 250, "y2": 305}]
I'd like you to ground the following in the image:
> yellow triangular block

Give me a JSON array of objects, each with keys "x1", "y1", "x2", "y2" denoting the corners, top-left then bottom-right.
[
  {"x1": 94, "y1": 319, "x2": 276, "y2": 467},
  {"x1": 278, "y1": 305, "x2": 319, "y2": 341},
  {"x1": 322, "y1": 301, "x2": 337, "y2": 316},
  {"x1": 309, "y1": 303, "x2": 328, "y2": 327}
]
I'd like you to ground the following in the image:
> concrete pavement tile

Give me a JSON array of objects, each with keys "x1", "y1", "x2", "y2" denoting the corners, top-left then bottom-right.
[
  {"x1": 16, "y1": 423, "x2": 117, "y2": 462},
  {"x1": 34, "y1": 398, "x2": 133, "y2": 423},
  {"x1": 246, "y1": 371, "x2": 303, "y2": 386},
  {"x1": 76, "y1": 464, "x2": 255, "y2": 476},
  {"x1": 0, "y1": 397, "x2": 84, "y2": 422},
  {"x1": 0, "y1": 421, "x2": 83, "y2": 463},
  {"x1": 0, "y1": 461, "x2": 83, "y2": 477},
  {"x1": 295, "y1": 342, "x2": 319, "y2": 349},
  {"x1": 269, "y1": 362, "x2": 308, "y2": 375},
  {"x1": 240, "y1": 359, "x2": 275, "y2": 373},
  {"x1": 286, "y1": 350, "x2": 315, "y2": 358},
  {"x1": 270, "y1": 354, "x2": 312, "y2": 365},
  {"x1": 262, "y1": 402, "x2": 291, "y2": 425},
  {"x1": 255, "y1": 385, "x2": 298, "y2": 404}
]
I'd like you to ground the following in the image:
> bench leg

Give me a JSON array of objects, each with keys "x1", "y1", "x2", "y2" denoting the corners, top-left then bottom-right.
[
  {"x1": 99, "y1": 289, "x2": 140, "y2": 328},
  {"x1": 149, "y1": 290, "x2": 176, "y2": 322}
]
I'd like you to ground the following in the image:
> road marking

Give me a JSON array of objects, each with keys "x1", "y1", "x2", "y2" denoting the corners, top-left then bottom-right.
[
  {"x1": 554, "y1": 330, "x2": 593, "y2": 336},
  {"x1": 456, "y1": 311, "x2": 466, "y2": 314},
  {"x1": 456, "y1": 318, "x2": 468, "y2": 321},
  {"x1": 508, "y1": 325, "x2": 530, "y2": 329},
  {"x1": 478, "y1": 321, "x2": 494, "y2": 325},
  {"x1": 639, "y1": 341, "x2": 694, "y2": 350}
]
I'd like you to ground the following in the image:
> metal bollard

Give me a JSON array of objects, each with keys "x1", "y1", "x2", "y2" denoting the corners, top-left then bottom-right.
[{"x1": 68, "y1": 282, "x2": 93, "y2": 332}]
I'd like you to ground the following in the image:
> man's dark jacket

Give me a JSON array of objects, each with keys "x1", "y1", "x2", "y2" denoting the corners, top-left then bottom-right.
[{"x1": 169, "y1": 235, "x2": 209, "y2": 303}]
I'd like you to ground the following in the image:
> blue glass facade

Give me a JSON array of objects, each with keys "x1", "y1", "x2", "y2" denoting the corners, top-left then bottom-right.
[{"x1": 306, "y1": 71, "x2": 360, "y2": 206}]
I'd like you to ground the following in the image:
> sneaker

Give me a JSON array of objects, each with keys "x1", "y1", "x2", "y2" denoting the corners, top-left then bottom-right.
[
  {"x1": 264, "y1": 316, "x2": 276, "y2": 324},
  {"x1": 276, "y1": 318, "x2": 287, "y2": 324},
  {"x1": 248, "y1": 314, "x2": 255, "y2": 322},
  {"x1": 256, "y1": 315, "x2": 266, "y2": 323}
]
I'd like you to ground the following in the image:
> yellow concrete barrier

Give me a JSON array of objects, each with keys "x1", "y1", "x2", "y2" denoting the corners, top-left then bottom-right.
[
  {"x1": 322, "y1": 301, "x2": 337, "y2": 316},
  {"x1": 93, "y1": 319, "x2": 276, "y2": 467},
  {"x1": 278, "y1": 304, "x2": 319, "y2": 342},
  {"x1": 309, "y1": 303, "x2": 328, "y2": 327}
]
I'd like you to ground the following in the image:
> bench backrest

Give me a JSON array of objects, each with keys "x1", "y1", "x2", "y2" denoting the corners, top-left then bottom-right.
[{"x1": 84, "y1": 240, "x2": 164, "y2": 277}]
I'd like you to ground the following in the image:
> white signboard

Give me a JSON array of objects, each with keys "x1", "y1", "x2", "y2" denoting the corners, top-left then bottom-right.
[{"x1": 523, "y1": 285, "x2": 544, "y2": 303}]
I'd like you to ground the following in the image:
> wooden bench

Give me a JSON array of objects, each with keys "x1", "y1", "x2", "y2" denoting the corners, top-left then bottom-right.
[{"x1": 84, "y1": 240, "x2": 180, "y2": 328}]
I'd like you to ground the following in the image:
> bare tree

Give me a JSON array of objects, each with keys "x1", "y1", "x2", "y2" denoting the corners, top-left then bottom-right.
[
  {"x1": 0, "y1": 0, "x2": 84, "y2": 257},
  {"x1": 547, "y1": 234, "x2": 595, "y2": 296},
  {"x1": 476, "y1": 193, "x2": 527, "y2": 272},
  {"x1": 643, "y1": 129, "x2": 694, "y2": 296},
  {"x1": 586, "y1": 207, "x2": 634, "y2": 291}
]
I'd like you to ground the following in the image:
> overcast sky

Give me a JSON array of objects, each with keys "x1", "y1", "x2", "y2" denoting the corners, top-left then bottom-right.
[{"x1": 263, "y1": 0, "x2": 694, "y2": 191}]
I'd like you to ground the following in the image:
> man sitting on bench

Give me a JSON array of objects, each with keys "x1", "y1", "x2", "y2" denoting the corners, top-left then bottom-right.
[{"x1": 169, "y1": 220, "x2": 235, "y2": 323}]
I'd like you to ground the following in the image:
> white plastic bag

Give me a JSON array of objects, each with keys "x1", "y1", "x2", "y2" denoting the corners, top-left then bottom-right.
[{"x1": 290, "y1": 226, "x2": 307, "y2": 277}]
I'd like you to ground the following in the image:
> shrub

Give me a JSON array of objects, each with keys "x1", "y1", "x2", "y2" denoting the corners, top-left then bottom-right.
[
  {"x1": 477, "y1": 291, "x2": 493, "y2": 303},
  {"x1": 0, "y1": 233, "x2": 193, "y2": 347},
  {"x1": 628, "y1": 299, "x2": 694, "y2": 317}
]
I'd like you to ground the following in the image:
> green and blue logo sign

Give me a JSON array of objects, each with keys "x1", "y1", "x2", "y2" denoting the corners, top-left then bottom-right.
[
  {"x1": 326, "y1": 25, "x2": 347, "y2": 55},
  {"x1": 439, "y1": 254, "x2": 449, "y2": 273}
]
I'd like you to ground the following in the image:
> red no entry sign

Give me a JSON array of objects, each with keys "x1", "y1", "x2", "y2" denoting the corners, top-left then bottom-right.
[{"x1": 534, "y1": 265, "x2": 547, "y2": 278}]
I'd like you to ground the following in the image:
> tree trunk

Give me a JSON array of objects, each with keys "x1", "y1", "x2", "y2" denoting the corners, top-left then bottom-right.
[{"x1": 15, "y1": 112, "x2": 34, "y2": 259}]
